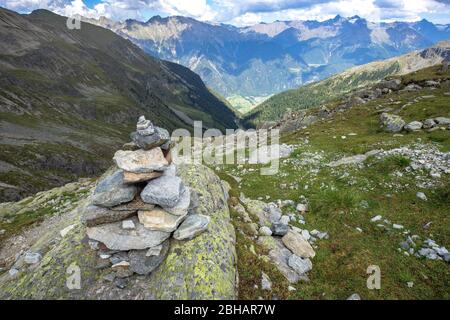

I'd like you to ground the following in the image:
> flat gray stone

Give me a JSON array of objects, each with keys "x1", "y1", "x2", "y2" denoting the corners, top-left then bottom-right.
[
  {"x1": 404, "y1": 121, "x2": 423, "y2": 132},
  {"x1": 113, "y1": 148, "x2": 169, "y2": 173},
  {"x1": 24, "y1": 252, "x2": 42, "y2": 265},
  {"x1": 288, "y1": 254, "x2": 312, "y2": 275},
  {"x1": 129, "y1": 240, "x2": 170, "y2": 275},
  {"x1": 141, "y1": 176, "x2": 184, "y2": 207},
  {"x1": 173, "y1": 214, "x2": 210, "y2": 240},
  {"x1": 82, "y1": 204, "x2": 136, "y2": 227},
  {"x1": 92, "y1": 170, "x2": 137, "y2": 207},
  {"x1": 86, "y1": 217, "x2": 170, "y2": 251},
  {"x1": 162, "y1": 186, "x2": 191, "y2": 216}
]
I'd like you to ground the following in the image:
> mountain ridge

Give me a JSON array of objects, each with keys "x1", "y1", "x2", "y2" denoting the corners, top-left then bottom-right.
[
  {"x1": 80, "y1": 14, "x2": 450, "y2": 112},
  {"x1": 0, "y1": 7, "x2": 237, "y2": 202},
  {"x1": 243, "y1": 41, "x2": 450, "y2": 127}
]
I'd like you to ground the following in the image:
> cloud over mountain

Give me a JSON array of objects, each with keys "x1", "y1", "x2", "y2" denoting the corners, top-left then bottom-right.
[{"x1": 1, "y1": 0, "x2": 449, "y2": 24}]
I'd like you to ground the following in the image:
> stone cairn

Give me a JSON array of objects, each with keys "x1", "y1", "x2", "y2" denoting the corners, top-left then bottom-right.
[{"x1": 81, "y1": 116, "x2": 210, "y2": 281}]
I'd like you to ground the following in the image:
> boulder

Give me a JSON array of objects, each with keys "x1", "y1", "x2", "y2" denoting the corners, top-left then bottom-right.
[
  {"x1": 129, "y1": 240, "x2": 170, "y2": 275},
  {"x1": 282, "y1": 230, "x2": 316, "y2": 258},
  {"x1": 113, "y1": 148, "x2": 169, "y2": 173},
  {"x1": 423, "y1": 119, "x2": 436, "y2": 129},
  {"x1": 86, "y1": 217, "x2": 170, "y2": 251},
  {"x1": 173, "y1": 214, "x2": 210, "y2": 240},
  {"x1": 380, "y1": 113, "x2": 406, "y2": 133},
  {"x1": 91, "y1": 169, "x2": 137, "y2": 208},
  {"x1": 435, "y1": 117, "x2": 450, "y2": 125},
  {"x1": 81, "y1": 204, "x2": 136, "y2": 227},
  {"x1": 138, "y1": 208, "x2": 187, "y2": 232},
  {"x1": 404, "y1": 121, "x2": 423, "y2": 132},
  {"x1": 141, "y1": 176, "x2": 184, "y2": 207},
  {"x1": 403, "y1": 83, "x2": 422, "y2": 91},
  {"x1": 377, "y1": 79, "x2": 401, "y2": 91}
]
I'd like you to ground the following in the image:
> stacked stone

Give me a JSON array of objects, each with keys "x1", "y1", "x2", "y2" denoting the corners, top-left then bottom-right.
[{"x1": 81, "y1": 116, "x2": 210, "y2": 281}]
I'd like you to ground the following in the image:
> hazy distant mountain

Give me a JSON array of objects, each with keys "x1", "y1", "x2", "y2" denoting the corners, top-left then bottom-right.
[
  {"x1": 82, "y1": 14, "x2": 450, "y2": 111},
  {"x1": 0, "y1": 8, "x2": 237, "y2": 202},
  {"x1": 243, "y1": 41, "x2": 450, "y2": 127}
]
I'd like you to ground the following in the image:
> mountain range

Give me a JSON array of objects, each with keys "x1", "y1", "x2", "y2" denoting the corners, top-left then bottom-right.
[
  {"x1": 0, "y1": 7, "x2": 236, "y2": 202},
  {"x1": 244, "y1": 40, "x2": 450, "y2": 127},
  {"x1": 82, "y1": 14, "x2": 450, "y2": 112}
]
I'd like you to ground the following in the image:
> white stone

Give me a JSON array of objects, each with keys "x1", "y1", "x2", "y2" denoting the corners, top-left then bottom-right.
[
  {"x1": 370, "y1": 215, "x2": 382, "y2": 222},
  {"x1": 60, "y1": 224, "x2": 76, "y2": 237},
  {"x1": 122, "y1": 220, "x2": 136, "y2": 230},
  {"x1": 416, "y1": 192, "x2": 427, "y2": 201}
]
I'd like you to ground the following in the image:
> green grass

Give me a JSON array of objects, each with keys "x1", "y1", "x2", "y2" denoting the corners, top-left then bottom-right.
[{"x1": 213, "y1": 66, "x2": 450, "y2": 299}]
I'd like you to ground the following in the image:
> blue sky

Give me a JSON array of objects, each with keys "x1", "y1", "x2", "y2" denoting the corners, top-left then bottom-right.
[{"x1": 1, "y1": 0, "x2": 449, "y2": 25}]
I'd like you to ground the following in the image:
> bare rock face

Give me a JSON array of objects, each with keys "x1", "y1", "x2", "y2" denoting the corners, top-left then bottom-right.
[
  {"x1": 91, "y1": 170, "x2": 137, "y2": 208},
  {"x1": 282, "y1": 230, "x2": 316, "y2": 259},
  {"x1": 138, "y1": 208, "x2": 187, "y2": 232},
  {"x1": 113, "y1": 148, "x2": 169, "y2": 173},
  {"x1": 86, "y1": 217, "x2": 170, "y2": 251}
]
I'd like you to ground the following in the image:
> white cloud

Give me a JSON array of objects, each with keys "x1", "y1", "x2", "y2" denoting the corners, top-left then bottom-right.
[{"x1": 0, "y1": 0, "x2": 448, "y2": 24}]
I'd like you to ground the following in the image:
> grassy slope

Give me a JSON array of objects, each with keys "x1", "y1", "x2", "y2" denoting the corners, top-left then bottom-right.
[
  {"x1": 215, "y1": 65, "x2": 450, "y2": 299},
  {"x1": 243, "y1": 61, "x2": 400, "y2": 127}
]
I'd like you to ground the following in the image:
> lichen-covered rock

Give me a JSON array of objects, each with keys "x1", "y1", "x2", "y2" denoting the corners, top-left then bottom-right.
[
  {"x1": 380, "y1": 113, "x2": 406, "y2": 133},
  {"x1": 129, "y1": 240, "x2": 170, "y2": 275},
  {"x1": 0, "y1": 164, "x2": 237, "y2": 300},
  {"x1": 173, "y1": 214, "x2": 210, "y2": 240}
]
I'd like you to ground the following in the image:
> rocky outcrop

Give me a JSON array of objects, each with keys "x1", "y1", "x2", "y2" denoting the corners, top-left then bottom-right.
[
  {"x1": 0, "y1": 116, "x2": 237, "y2": 300},
  {"x1": 0, "y1": 162, "x2": 236, "y2": 299}
]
